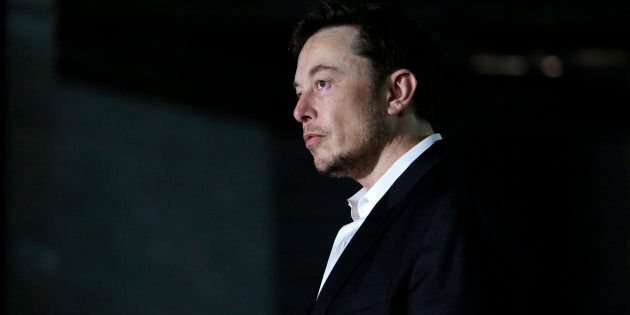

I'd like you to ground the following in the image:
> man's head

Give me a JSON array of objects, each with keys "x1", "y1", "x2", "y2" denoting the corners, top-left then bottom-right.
[
  {"x1": 291, "y1": 1, "x2": 443, "y2": 118},
  {"x1": 291, "y1": 1, "x2": 442, "y2": 180}
]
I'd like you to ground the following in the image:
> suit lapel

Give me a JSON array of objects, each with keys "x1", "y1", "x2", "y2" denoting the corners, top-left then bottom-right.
[{"x1": 310, "y1": 142, "x2": 443, "y2": 314}]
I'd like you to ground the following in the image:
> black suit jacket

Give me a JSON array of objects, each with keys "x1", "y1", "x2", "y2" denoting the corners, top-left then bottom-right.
[{"x1": 305, "y1": 142, "x2": 520, "y2": 314}]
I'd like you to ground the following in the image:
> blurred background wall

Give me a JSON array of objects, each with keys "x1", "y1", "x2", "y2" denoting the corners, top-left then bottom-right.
[{"x1": 4, "y1": 0, "x2": 628, "y2": 314}]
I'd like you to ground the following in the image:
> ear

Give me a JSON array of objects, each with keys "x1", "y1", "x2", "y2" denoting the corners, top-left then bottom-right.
[{"x1": 386, "y1": 69, "x2": 417, "y2": 116}]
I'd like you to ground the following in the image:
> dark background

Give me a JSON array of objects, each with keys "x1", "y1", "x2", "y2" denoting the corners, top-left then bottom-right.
[{"x1": 5, "y1": 0, "x2": 628, "y2": 314}]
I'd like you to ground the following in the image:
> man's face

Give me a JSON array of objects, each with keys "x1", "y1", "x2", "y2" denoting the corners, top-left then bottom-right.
[{"x1": 293, "y1": 26, "x2": 390, "y2": 178}]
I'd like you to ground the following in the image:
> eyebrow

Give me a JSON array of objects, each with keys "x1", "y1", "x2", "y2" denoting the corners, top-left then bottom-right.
[{"x1": 293, "y1": 64, "x2": 341, "y2": 88}]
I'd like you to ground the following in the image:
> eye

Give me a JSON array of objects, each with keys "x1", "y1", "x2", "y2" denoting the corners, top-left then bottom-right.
[
  {"x1": 316, "y1": 80, "x2": 331, "y2": 90},
  {"x1": 296, "y1": 92, "x2": 302, "y2": 100}
]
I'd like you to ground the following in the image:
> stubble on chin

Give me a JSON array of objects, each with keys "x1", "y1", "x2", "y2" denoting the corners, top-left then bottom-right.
[
  {"x1": 313, "y1": 115, "x2": 389, "y2": 179},
  {"x1": 315, "y1": 153, "x2": 357, "y2": 178}
]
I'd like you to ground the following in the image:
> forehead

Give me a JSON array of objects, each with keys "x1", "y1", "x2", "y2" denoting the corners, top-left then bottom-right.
[
  {"x1": 295, "y1": 26, "x2": 367, "y2": 81},
  {"x1": 300, "y1": 25, "x2": 359, "y2": 57}
]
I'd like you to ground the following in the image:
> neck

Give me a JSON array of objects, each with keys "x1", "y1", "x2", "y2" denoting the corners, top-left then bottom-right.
[{"x1": 355, "y1": 116, "x2": 433, "y2": 190}]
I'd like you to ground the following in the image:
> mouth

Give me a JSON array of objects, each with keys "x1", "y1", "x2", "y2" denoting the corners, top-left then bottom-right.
[{"x1": 303, "y1": 133, "x2": 325, "y2": 147}]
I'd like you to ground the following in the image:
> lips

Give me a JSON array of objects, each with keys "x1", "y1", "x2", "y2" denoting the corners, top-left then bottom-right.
[{"x1": 303, "y1": 133, "x2": 325, "y2": 146}]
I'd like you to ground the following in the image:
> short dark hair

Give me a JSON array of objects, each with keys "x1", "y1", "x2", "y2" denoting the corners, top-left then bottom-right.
[{"x1": 290, "y1": 0, "x2": 444, "y2": 120}]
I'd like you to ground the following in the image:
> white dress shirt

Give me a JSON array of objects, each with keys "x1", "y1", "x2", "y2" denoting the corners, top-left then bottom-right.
[{"x1": 317, "y1": 133, "x2": 443, "y2": 297}]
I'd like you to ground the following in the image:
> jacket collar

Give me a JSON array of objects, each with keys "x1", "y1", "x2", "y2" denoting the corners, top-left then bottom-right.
[{"x1": 309, "y1": 142, "x2": 444, "y2": 314}]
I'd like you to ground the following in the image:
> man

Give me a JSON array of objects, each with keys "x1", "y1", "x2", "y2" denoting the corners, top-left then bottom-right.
[{"x1": 291, "y1": 1, "x2": 518, "y2": 314}]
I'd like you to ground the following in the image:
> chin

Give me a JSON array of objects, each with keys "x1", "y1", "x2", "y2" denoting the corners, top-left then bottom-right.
[
  {"x1": 313, "y1": 158, "x2": 332, "y2": 174},
  {"x1": 316, "y1": 165, "x2": 346, "y2": 178},
  {"x1": 312, "y1": 156, "x2": 334, "y2": 175},
  {"x1": 314, "y1": 154, "x2": 354, "y2": 178}
]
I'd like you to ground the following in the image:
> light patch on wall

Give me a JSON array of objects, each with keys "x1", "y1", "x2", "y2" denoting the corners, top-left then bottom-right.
[
  {"x1": 541, "y1": 55, "x2": 563, "y2": 78},
  {"x1": 470, "y1": 54, "x2": 528, "y2": 76},
  {"x1": 574, "y1": 48, "x2": 629, "y2": 68}
]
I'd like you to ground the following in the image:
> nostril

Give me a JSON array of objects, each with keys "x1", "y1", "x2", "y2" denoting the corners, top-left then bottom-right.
[
  {"x1": 293, "y1": 106, "x2": 307, "y2": 123},
  {"x1": 293, "y1": 96, "x2": 315, "y2": 123}
]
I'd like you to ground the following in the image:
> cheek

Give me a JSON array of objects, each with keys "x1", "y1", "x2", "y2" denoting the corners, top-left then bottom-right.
[
  {"x1": 332, "y1": 99, "x2": 355, "y2": 138},
  {"x1": 326, "y1": 83, "x2": 374, "y2": 145},
  {"x1": 334, "y1": 111, "x2": 366, "y2": 146}
]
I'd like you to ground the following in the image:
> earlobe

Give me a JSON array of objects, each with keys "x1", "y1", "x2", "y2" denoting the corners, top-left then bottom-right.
[
  {"x1": 387, "y1": 99, "x2": 405, "y2": 115},
  {"x1": 387, "y1": 69, "x2": 417, "y2": 116}
]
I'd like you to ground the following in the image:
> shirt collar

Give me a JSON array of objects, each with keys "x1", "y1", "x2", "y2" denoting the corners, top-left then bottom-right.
[{"x1": 347, "y1": 133, "x2": 443, "y2": 221}]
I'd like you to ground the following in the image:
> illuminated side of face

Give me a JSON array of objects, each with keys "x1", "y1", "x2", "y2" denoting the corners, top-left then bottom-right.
[{"x1": 293, "y1": 26, "x2": 390, "y2": 178}]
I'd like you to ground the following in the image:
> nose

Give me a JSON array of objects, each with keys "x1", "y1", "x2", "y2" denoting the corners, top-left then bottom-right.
[{"x1": 293, "y1": 92, "x2": 316, "y2": 123}]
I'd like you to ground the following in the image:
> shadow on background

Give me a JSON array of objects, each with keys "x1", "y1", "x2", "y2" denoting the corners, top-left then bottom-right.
[{"x1": 5, "y1": 0, "x2": 628, "y2": 314}]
